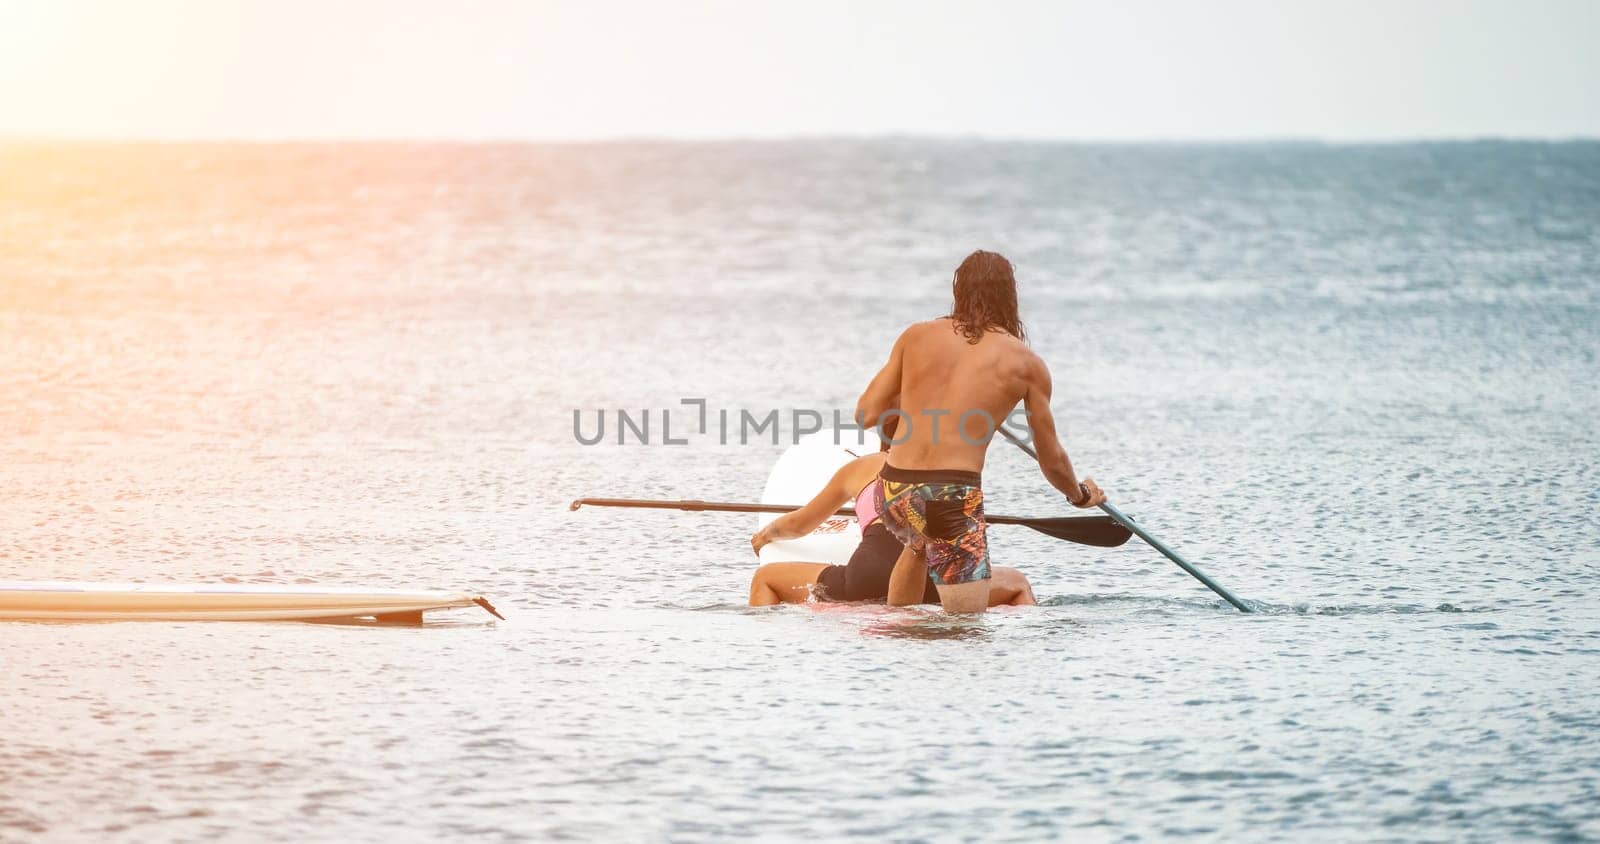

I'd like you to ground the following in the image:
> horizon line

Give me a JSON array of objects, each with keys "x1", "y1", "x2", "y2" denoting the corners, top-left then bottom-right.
[{"x1": 3, "y1": 132, "x2": 1598, "y2": 147}]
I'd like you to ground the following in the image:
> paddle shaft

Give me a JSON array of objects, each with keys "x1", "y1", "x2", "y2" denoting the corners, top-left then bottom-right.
[
  {"x1": 997, "y1": 426, "x2": 1253, "y2": 612},
  {"x1": 572, "y1": 497, "x2": 843, "y2": 516},
  {"x1": 570, "y1": 496, "x2": 1101, "y2": 528}
]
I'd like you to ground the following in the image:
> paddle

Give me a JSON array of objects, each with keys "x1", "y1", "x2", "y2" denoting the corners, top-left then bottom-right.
[
  {"x1": 568, "y1": 497, "x2": 1133, "y2": 548},
  {"x1": 996, "y1": 425, "x2": 1253, "y2": 612}
]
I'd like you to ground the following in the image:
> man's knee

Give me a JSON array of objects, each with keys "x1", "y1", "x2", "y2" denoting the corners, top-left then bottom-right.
[{"x1": 935, "y1": 579, "x2": 991, "y2": 613}]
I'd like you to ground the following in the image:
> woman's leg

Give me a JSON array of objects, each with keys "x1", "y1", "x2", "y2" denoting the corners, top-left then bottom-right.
[
  {"x1": 986, "y1": 566, "x2": 1037, "y2": 607},
  {"x1": 748, "y1": 563, "x2": 830, "y2": 606}
]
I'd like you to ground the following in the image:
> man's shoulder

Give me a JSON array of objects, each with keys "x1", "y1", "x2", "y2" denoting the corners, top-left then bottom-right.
[
  {"x1": 994, "y1": 334, "x2": 1046, "y2": 377},
  {"x1": 896, "y1": 318, "x2": 951, "y2": 344},
  {"x1": 980, "y1": 328, "x2": 1038, "y2": 357}
]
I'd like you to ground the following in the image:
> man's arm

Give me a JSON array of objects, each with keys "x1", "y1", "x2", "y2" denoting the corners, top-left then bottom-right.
[
  {"x1": 1023, "y1": 359, "x2": 1105, "y2": 508},
  {"x1": 854, "y1": 326, "x2": 910, "y2": 433}
]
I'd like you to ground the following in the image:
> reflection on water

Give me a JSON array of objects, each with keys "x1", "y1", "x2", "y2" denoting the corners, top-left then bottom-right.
[
  {"x1": 856, "y1": 610, "x2": 996, "y2": 642},
  {"x1": 2, "y1": 141, "x2": 1598, "y2": 840}
]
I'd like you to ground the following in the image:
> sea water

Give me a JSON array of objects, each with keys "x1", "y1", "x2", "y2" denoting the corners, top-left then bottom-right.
[{"x1": 2, "y1": 141, "x2": 1597, "y2": 840}]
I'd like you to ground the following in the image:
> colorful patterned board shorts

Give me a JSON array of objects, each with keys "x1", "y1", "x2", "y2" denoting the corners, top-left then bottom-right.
[{"x1": 874, "y1": 465, "x2": 991, "y2": 585}]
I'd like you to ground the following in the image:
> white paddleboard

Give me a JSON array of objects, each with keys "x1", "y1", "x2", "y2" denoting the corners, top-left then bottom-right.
[
  {"x1": 757, "y1": 435, "x2": 865, "y2": 565},
  {"x1": 0, "y1": 581, "x2": 501, "y2": 622}
]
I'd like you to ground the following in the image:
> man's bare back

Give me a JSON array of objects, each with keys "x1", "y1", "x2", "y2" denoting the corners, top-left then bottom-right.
[{"x1": 880, "y1": 317, "x2": 1040, "y2": 472}]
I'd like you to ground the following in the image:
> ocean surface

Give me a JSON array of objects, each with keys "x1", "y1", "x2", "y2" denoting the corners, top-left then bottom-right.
[{"x1": 2, "y1": 140, "x2": 1597, "y2": 841}]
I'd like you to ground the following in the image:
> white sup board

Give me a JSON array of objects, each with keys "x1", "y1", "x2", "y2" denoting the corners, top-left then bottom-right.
[
  {"x1": 757, "y1": 436, "x2": 866, "y2": 565},
  {"x1": 0, "y1": 581, "x2": 502, "y2": 623}
]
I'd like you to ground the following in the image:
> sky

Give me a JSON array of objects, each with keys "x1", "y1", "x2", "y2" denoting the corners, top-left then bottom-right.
[{"x1": 0, "y1": 0, "x2": 1595, "y2": 141}]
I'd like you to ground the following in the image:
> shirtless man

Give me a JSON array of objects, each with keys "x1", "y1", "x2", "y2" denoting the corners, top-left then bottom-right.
[{"x1": 855, "y1": 250, "x2": 1107, "y2": 613}]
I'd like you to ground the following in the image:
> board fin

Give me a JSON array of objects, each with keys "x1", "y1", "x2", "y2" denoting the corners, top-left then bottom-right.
[{"x1": 473, "y1": 597, "x2": 506, "y2": 620}]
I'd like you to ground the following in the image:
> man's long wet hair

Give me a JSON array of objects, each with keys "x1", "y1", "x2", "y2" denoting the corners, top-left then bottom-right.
[{"x1": 949, "y1": 250, "x2": 1026, "y2": 343}]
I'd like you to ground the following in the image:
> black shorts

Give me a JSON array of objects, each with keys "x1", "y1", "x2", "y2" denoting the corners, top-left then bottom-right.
[{"x1": 814, "y1": 523, "x2": 940, "y2": 604}]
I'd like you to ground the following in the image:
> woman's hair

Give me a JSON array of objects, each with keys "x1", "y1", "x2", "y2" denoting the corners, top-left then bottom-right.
[{"x1": 949, "y1": 250, "x2": 1025, "y2": 343}]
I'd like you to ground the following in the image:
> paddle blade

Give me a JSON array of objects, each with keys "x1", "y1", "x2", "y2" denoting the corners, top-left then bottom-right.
[{"x1": 1019, "y1": 515, "x2": 1133, "y2": 547}]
